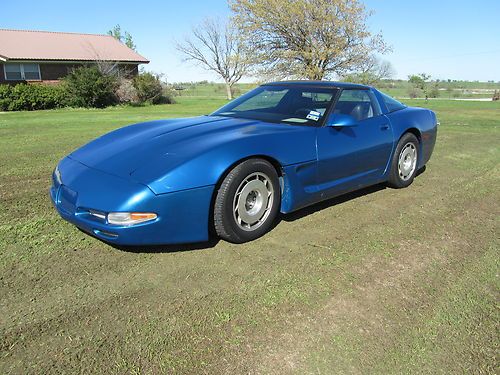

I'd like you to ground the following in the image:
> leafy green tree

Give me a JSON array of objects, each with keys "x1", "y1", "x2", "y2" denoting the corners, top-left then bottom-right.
[
  {"x1": 408, "y1": 74, "x2": 426, "y2": 90},
  {"x1": 408, "y1": 73, "x2": 431, "y2": 98},
  {"x1": 230, "y1": 0, "x2": 390, "y2": 80},
  {"x1": 107, "y1": 24, "x2": 136, "y2": 51}
]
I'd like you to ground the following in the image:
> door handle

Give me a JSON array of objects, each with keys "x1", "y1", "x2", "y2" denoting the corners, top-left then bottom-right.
[{"x1": 380, "y1": 124, "x2": 390, "y2": 130}]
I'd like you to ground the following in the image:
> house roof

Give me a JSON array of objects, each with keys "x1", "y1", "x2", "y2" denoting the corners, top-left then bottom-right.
[{"x1": 0, "y1": 29, "x2": 149, "y2": 63}]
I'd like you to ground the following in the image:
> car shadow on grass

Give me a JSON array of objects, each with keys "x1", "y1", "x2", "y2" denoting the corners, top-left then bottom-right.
[
  {"x1": 110, "y1": 237, "x2": 221, "y2": 254},
  {"x1": 112, "y1": 184, "x2": 386, "y2": 254},
  {"x1": 113, "y1": 167, "x2": 428, "y2": 253},
  {"x1": 280, "y1": 183, "x2": 387, "y2": 223},
  {"x1": 281, "y1": 166, "x2": 427, "y2": 223}
]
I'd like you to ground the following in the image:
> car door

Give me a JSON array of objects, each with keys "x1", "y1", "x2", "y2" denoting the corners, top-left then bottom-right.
[{"x1": 316, "y1": 89, "x2": 393, "y2": 195}]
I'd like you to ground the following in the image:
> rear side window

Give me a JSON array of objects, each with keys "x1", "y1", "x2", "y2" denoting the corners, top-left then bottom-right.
[
  {"x1": 334, "y1": 89, "x2": 381, "y2": 121},
  {"x1": 380, "y1": 92, "x2": 406, "y2": 113}
]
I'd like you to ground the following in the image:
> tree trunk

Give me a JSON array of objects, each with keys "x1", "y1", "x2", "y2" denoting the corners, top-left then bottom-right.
[{"x1": 225, "y1": 83, "x2": 233, "y2": 100}]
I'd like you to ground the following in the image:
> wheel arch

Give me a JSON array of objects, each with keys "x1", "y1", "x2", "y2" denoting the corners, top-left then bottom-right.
[
  {"x1": 400, "y1": 128, "x2": 423, "y2": 165},
  {"x1": 403, "y1": 127, "x2": 422, "y2": 143}
]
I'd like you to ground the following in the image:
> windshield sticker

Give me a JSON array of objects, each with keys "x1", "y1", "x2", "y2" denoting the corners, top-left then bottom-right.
[{"x1": 306, "y1": 110, "x2": 321, "y2": 121}]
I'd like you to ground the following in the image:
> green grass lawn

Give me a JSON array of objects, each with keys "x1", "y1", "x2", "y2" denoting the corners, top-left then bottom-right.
[{"x1": 0, "y1": 98, "x2": 499, "y2": 374}]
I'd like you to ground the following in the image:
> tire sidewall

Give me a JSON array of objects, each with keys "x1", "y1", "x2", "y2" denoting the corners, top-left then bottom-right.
[
  {"x1": 389, "y1": 133, "x2": 420, "y2": 188},
  {"x1": 218, "y1": 159, "x2": 280, "y2": 242}
]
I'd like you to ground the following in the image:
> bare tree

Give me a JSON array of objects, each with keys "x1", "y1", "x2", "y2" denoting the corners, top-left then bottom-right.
[
  {"x1": 176, "y1": 18, "x2": 249, "y2": 100},
  {"x1": 230, "y1": 0, "x2": 390, "y2": 80},
  {"x1": 82, "y1": 42, "x2": 116, "y2": 73},
  {"x1": 83, "y1": 42, "x2": 136, "y2": 79},
  {"x1": 365, "y1": 58, "x2": 395, "y2": 82},
  {"x1": 343, "y1": 56, "x2": 395, "y2": 85}
]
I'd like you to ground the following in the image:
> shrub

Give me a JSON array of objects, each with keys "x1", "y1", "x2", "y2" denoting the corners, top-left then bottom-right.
[
  {"x1": 115, "y1": 79, "x2": 139, "y2": 104},
  {"x1": 407, "y1": 87, "x2": 421, "y2": 99},
  {"x1": 64, "y1": 66, "x2": 117, "y2": 108},
  {"x1": 133, "y1": 72, "x2": 173, "y2": 104},
  {"x1": 0, "y1": 68, "x2": 176, "y2": 111},
  {"x1": 0, "y1": 83, "x2": 67, "y2": 111},
  {"x1": 162, "y1": 86, "x2": 176, "y2": 104},
  {"x1": 0, "y1": 84, "x2": 12, "y2": 111}
]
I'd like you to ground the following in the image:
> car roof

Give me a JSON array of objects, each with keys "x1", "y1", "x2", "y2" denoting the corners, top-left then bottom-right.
[{"x1": 263, "y1": 80, "x2": 371, "y2": 90}]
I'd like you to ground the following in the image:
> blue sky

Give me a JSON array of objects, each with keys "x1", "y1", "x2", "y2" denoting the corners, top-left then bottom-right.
[{"x1": 2, "y1": 0, "x2": 499, "y2": 82}]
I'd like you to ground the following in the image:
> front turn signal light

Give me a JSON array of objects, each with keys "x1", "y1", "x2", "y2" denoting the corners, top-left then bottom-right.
[{"x1": 107, "y1": 212, "x2": 157, "y2": 226}]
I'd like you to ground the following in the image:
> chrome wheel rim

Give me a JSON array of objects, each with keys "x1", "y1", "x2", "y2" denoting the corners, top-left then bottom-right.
[
  {"x1": 233, "y1": 172, "x2": 274, "y2": 231},
  {"x1": 398, "y1": 142, "x2": 417, "y2": 181}
]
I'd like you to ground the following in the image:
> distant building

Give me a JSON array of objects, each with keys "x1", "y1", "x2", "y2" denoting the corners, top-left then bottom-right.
[{"x1": 0, "y1": 29, "x2": 149, "y2": 84}]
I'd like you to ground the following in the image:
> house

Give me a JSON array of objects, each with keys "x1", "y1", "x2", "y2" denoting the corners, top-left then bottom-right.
[{"x1": 0, "y1": 29, "x2": 149, "y2": 84}]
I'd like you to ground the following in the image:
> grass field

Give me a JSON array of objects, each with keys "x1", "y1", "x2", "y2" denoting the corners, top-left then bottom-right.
[{"x1": 1, "y1": 97, "x2": 499, "y2": 374}]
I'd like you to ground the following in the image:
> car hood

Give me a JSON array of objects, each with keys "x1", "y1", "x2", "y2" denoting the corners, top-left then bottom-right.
[{"x1": 69, "y1": 116, "x2": 310, "y2": 190}]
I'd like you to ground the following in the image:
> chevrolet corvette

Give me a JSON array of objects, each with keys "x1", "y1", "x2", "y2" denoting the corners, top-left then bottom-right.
[{"x1": 50, "y1": 81, "x2": 437, "y2": 245}]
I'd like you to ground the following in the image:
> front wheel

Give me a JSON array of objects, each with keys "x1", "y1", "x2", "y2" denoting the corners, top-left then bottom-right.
[
  {"x1": 387, "y1": 133, "x2": 420, "y2": 188},
  {"x1": 214, "y1": 159, "x2": 280, "y2": 243}
]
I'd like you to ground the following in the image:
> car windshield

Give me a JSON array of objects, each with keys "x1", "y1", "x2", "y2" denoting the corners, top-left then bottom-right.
[{"x1": 211, "y1": 85, "x2": 339, "y2": 125}]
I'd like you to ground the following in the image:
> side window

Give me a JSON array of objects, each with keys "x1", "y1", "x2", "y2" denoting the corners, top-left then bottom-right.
[
  {"x1": 292, "y1": 91, "x2": 335, "y2": 116},
  {"x1": 380, "y1": 92, "x2": 406, "y2": 112},
  {"x1": 334, "y1": 89, "x2": 381, "y2": 121}
]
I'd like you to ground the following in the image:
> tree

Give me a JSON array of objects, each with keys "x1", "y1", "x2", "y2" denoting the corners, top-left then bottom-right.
[
  {"x1": 343, "y1": 57, "x2": 395, "y2": 85},
  {"x1": 230, "y1": 0, "x2": 390, "y2": 80},
  {"x1": 176, "y1": 18, "x2": 249, "y2": 100},
  {"x1": 428, "y1": 82, "x2": 440, "y2": 98},
  {"x1": 107, "y1": 24, "x2": 136, "y2": 51},
  {"x1": 408, "y1": 73, "x2": 431, "y2": 98}
]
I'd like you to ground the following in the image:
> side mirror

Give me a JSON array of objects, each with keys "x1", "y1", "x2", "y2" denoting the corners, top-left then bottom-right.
[{"x1": 325, "y1": 114, "x2": 357, "y2": 128}]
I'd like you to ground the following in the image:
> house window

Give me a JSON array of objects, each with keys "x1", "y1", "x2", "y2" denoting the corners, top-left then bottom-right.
[
  {"x1": 4, "y1": 64, "x2": 22, "y2": 80},
  {"x1": 4, "y1": 63, "x2": 41, "y2": 80}
]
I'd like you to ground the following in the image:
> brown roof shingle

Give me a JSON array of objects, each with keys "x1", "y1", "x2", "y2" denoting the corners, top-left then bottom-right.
[{"x1": 0, "y1": 29, "x2": 149, "y2": 63}]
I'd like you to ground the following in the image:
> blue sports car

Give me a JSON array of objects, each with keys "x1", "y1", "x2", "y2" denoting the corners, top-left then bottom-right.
[{"x1": 50, "y1": 81, "x2": 437, "y2": 245}]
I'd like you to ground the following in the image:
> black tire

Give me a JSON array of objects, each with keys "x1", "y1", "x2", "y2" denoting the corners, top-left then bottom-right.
[
  {"x1": 214, "y1": 159, "x2": 280, "y2": 243},
  {"x1": 387, "y1": 133, "x2": 420, "y2": 188}
]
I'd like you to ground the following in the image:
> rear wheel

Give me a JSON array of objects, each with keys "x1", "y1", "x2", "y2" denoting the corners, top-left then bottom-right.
[
  {"x1": 388, "y1": 133, "x2": 419, "y2": 188},
  {"x1": 214, "y1": 159, "x2": 280, "y2": 243}
]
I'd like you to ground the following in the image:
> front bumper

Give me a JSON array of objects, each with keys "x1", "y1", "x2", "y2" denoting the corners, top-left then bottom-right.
[{"x1": 50, "y1": 157, "x2": 214, "y2": 245}]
